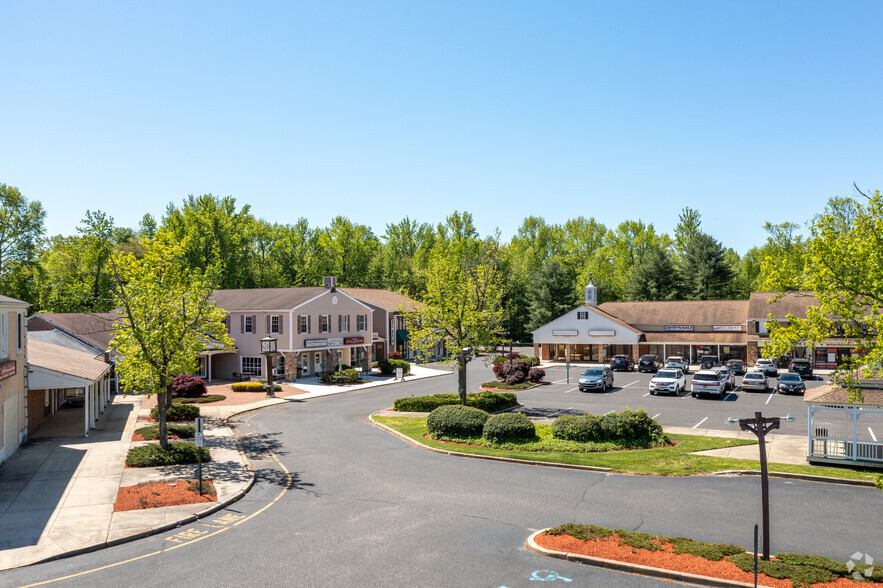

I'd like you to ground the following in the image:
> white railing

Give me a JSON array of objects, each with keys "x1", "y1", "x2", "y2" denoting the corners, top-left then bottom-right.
[{"x1": 809, "y1": 434, "x2": 883, "y2": 463}]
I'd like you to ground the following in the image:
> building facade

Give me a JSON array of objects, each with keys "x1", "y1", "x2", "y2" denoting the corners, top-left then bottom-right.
[{"x1": 0, "y1": 295, "x2": 30, "y2": 465}]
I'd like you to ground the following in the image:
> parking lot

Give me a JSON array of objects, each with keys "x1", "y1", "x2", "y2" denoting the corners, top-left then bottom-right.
[{"x1": 512, "y1": 364, "x2": 883, "y2": 439}]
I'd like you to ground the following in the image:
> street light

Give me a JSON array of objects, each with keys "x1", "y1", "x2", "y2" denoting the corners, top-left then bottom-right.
[{"x1": 260, "y1": 335, "x2": 278, "y2": 398}]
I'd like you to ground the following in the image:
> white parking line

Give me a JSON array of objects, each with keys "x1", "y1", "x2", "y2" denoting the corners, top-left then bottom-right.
[
  {"x1": 765, "y1": 392, "x2": 775, "y2": 405},
  {"x1": 724, "y1": 393, "x2": 734, "y2": 402},
  {"x1": 682, "y1": 389, "x2": 694, "y2": 399},
  {"x1": 553, "y1": 379, "x2": 568, "y2": 384},
  {"x1": 548, "y1": 407, "x2": 574, "y2": 417},
  {"x1": 563, "y1": 387, "x2": 578, "y2": 394},
  {"x1": 643, "y1": 391, "x2": 651, "y2": 397},
  {"x1": 870, "y1": 428, "x2": 878, "y2": 442},
  {"x1": 620, "y1": 380, "x2": 641, "y2": 388},
  {"x1": 652, "y1": 413, "x2": 661, "y2": 420},
  {"x1": 692, "y1": 417, "x2": 708, "y2": 429},
  {"x1": 604, "y1": 410, "x2": 615, "y2": 415}
]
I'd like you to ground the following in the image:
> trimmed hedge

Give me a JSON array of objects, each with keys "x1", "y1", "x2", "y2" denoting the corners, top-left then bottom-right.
[
  {"x1": 126, "y1": 441, "x2": 211, "y2": 467},
  {"x1": 134, "y1": 424, "x2": 195, "y2": 440},
  {"x1": 427, "y1": 405, "x2": 490, "y2": 438},
  {"x1": 482, "y1": 412, "x2": 535, "y2": 442},
  {"x1": 378, "y1": 358, "x2": 411, "y2": 376},
  {"x1": 150, "y1": 403, "x2": 200, "y2": 421},
  {"x1": 175, "y1": 394, "x2": 226, "y2": 404},
  {"x1": 552, "y1": 409, "x2": 665, "y2": 444},
  {"x1": 231, "y1": 381, "x2": 281, "y2": 392},
  {"x1": 393, "y1": 391, "x2": 518, "y2": 413},
  {"x1": 321, "y1": 368, "x2": 360, "y2": 384},
  {"x1": 491, "y1": 353, "x2": 540, "y2": 367}
]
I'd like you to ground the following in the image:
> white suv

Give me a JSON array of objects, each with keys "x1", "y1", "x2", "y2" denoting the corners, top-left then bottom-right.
[{"x1": 690, "y1": 369, "x2": 727, "y2": 399}]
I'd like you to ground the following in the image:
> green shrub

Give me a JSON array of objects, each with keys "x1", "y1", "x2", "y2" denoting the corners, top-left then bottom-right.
[
  {"x1": 482, "y1": 412, "x2": 535, "y2": 442},
  {"x1": 321, "y1": 368, "x2": 360, "y2": 384},
  {"x1": 728, "y1": 553, "x2": 836, "y2": 587},
  {"x1": 615, "y1": 530, "x2": 663, "y2": 552},
  {"x1": 378, "y1": 358, "x2": 411, "y2": 376},
  {"x1": 552, "y1": 409, "x2": 666, "y2": 444},
  {"x1": 480, "y1": 380, "x2": 534, "y2": 390},
  {"x1": 427, "y1": 405, "x2": 489, "y2": 438},
  {"x1": 546, "y1": 523, "x2": 612, "y2": 542},
  {"x1": 175, "y1": 394, "x2": 226, "y2": 404},
  {"x1": 126, "y1": 442, "x2": 211, "y2": 467},
  {"x1": 150, "y1": 403, "x2": 200, "y2": 421},
  {"x1": 552, "y1": 414, "x2": 605, "y2": 442},
  {"x1": 662, "y1": 536, "x2": 744, "y2": 561},
  {"x1": 231, "y1": 381, "x2": 265, "y2": 392},
  {"x1": 393, "y1": 391, "x2": 517, "y2": 412},
  {"x1": 491, "y1": 353, "x2": 540, "y2": 366},
  {"x1": 134, "y1": 424, "x2": 195, "y2": 440},
  {"x1": 773, "y1": 553, "x2": 847, "y2": 575}
]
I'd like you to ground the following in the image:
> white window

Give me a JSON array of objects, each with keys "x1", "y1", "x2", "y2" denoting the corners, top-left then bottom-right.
[
  {"x1": 577, "y1": 311, "x2": 589, "y2": 320},
  {"x1": 298, "y1": 315, "x2": 309, "y2": 334},
  {"x1": 244, "y1": 315, "x2": 254, "y2": 334},
  {"x1": 270, "y1": 315, "x2": 281, "y2": 335},
  {"x1": 194, "y1": 357, "x2": 207, "y2": 378},
  {"x1": 357, "y1": 314, "x2": 367, "y2": 332},
  {"x1": 241, "y1": 356, "x2": 262, "y2": 376},
  {"x1": 339, "y1": 314, "x2": 349, "y2": 333},
  {"x1": 1, "y1": 313, "x2": 7, "y2": 358},
  {"x1": 301, "y1": 354, "x2": 308, "y2": 369},
  {"x1": 320, "y1": 315, "x2": 330, "y2": 333}
]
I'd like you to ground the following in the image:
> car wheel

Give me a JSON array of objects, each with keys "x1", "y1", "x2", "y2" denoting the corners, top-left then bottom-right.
[{"x1": 691, "y1": 392, "x2": 697, "y2": 398}]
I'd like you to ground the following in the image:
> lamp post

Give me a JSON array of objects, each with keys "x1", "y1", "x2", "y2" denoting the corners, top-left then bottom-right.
[
  {"x1": 260, "y1": 336, "x2": 278, "y2": 398},
  {"x1": 725, "y1": 412, "x2": 794, "y2": 561}
]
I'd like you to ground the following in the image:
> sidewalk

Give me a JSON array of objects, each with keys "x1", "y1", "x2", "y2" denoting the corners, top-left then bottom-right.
[{"x1": 0, "y1": 363, "x2": 450, "y2": 571}]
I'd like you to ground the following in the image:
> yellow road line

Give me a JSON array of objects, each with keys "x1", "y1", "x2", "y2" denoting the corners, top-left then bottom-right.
[{"x1": 20, "y1": 418, "x2": 291, "y2": 588}]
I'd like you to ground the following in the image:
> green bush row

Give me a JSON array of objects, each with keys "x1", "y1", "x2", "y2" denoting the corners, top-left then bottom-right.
[
  {"x1": 491, "y1": 353, "x2": 540, "y2": 366},
  {"x1": 175, "y1": 395, "x2": 226, "y2": 404},
  {"x1": 482, "y1": 412, "x2": 535, "y2": 442},
  {"x1": 125, "y1": 441, "x2": 211, "y2": 467},
  {"x1": 392, "y1": 391, "x2": 518, "y2": 412},
  {"x1": 149, "y1": 403, "x2": 201, "y2": 421},
  {"x1": 551, "y1": 409, "x2": 666, "y2": 444},
  {"x1": 320, "y1": 368, "x2": 360, "y2": 384},
  {"x1": 427, "y1": 405, "x2": 489, "y2": 438},
  {"x1": 134, "y1": 424, "x2": 195, "y2": 440}
]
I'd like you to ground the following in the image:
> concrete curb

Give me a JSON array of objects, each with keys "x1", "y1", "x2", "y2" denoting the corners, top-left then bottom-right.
[
  {"x1": 525, "y1": 529, "x2": 759, "y2": 588},
  {"x1": 710, "y1": 469, "x2": 877, "y2": 487},
  {"x1": 368, "y1": 412, "x2": 612, "y2": 473}
]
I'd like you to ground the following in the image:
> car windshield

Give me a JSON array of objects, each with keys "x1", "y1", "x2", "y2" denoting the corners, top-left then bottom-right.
[
  {"x1": 583, "y1": 369, "x2": 604, "y2": 377},
  {"x1": 693, "y1": 373, "x2": 718, "y2": 381},
  {"x1": 728, "y1": 360, "x2": 742, "y2": 365},
  {"x1": 666, "y1": 357, "x2": 682, "y2": 363},
  {"x1": 613, "y1": 355, "x2": 626, "y2": 360},
  {"x1": 656, "y1": 370, "x2": 678, "y2": 379},
  {"x1": 780, "y1": 374, "x2": 801, "y2": 382},
  {"x1": 744, "y1": 373, "x2": 763, "y2": 380},
  {"x1": 757, "y1": 359, "x2": 772, "y2": 365}
]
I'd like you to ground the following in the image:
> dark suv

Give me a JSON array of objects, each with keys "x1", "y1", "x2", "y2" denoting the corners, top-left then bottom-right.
[
  {"x1": 788, "y1": 359, "x2": 813, "y2": 379},
  {"x1": 610, "y1": 355, "x2": 634, "y2": 371},
  {"x1": 638, "y1": 354, "x2": 660, "y2": 373},
  {"x1": 699, "y1": 355, "x2": 722, "y2": 370}
]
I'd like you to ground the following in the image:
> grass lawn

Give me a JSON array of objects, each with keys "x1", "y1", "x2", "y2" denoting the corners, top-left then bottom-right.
[{"x1": 373, "y1": 416, "x2": 879, "y2": 482}]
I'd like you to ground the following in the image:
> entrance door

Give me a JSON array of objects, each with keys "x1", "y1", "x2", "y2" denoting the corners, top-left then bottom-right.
[{"x1": 301, "y1": 354, "x2": 310, "y2": 376}]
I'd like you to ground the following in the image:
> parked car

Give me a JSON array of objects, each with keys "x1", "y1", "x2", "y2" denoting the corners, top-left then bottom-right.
[
  {"x1": 740, "y1": 371, "x2": 768, "y2": 392},
  {"x1": 777, "y1": 372, "x2": 807, "y2": 395},
  {"x1": 788, "y1": 359, "x2": 814, "y2": 379},
  {"x1": 699, "y1": 355, "x2": 722, "y2": 369},
  {"x1": 726, "y1": 359, "x2": 746, "y2": 375},
  {"x1": 664, "y1": 356, "x2": 689, "y2": 374},
  {"x1": 753, "y1": 358, "x2": 778, "y2": 377},
  {"x1": 649, "y1": 369, "x2": 686, "y2": 395},
  {"x1": 578, "y1": 367, "x2": 614, "y2": 392},
  {"x1": 610, "y1": 355, "x2": 634, "y2": 371},
  {"x1": 691, "y1": 369, "x2": 728, "y2": 399},
  {"x1": 713, "y1": 366, "x2": 736, "y2": 391},
  {"x1": 638, "y1": 354, "x2": 660, "y2": 373}
]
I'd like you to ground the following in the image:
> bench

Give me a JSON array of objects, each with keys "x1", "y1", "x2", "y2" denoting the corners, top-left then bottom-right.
[{"x1": 232, "y1": 372, "x2": 251, "y2": 382}]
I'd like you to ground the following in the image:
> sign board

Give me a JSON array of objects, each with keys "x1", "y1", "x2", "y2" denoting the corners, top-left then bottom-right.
[
  {"x1": 713, "y1": 325, "x2": 742, "y2": 332},
  {"x1": 0, "y1": 360, "x2": 16, "y2": 381},
  {"x1": 194, "y1": 432, "x2": 204, "y2": 447},
  {"x1": 327, "y1": 338, "x2": 344, "y2": 346},
  {"x1": 194, "y1": 417, "x2": 204, "y2": 447},
  {"x1": 551, "y1": 330, "x2": 578, "y2": 336},
  {"x1": 589, "y1": 329, "x2": 615, "y2": 337},
  {"x1": 344, "y1": 336, "x2": 364, "y2": 345},
  {"x1": 665, "y1": 325, "x2": 694, "y2": 332},
  {"x1": 305, "y1": 338, "x2": 327, "y2": 348},
  {"x1": 194, "y1": 417, "x2": 204, "y2": 433},
  {"x1": 395, "y1": 367, "x2": 403, "y2": 380}
]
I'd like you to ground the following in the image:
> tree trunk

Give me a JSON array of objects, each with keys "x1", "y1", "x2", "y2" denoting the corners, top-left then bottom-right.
[
  {"x1": 158, "y1": 388, "x2": 170, "y2": 450},
  {"x1": 458, "y1": 352, "x2": 467, "y2": 405}
]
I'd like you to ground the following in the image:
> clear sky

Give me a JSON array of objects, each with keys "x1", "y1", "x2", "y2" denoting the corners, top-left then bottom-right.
[{"x1": 1, "y1": 1, "x2": 880, "y2": 253}]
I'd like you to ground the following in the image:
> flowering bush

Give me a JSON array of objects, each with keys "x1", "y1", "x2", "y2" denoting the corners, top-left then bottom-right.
[{"x1": 171, "y1": 374, "x2": 207, "y2": 398}]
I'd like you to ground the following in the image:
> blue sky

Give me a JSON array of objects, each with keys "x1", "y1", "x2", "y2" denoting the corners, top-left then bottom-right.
[{"x1": 1, "y1": 1, "x2": 880, "y2": 253}]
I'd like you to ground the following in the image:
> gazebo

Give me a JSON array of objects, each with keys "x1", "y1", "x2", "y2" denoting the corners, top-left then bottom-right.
[{"x1": 805, "y1": 384, "x2": 883, "y2": 467}]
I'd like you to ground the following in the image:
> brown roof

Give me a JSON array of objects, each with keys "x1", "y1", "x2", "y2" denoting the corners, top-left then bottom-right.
[
  {"x1": 642, "y1": 332, "x2": 746, "y2": 344},
  {"x1": 598, "y1": 299, "x2": 749, "y2": 326},
  {"x1": 211, "y1": 288, "x2": 327, "y2": 311},
  {"x1": 805, "y1": 384, "x2": 883, "y2": 406},
  {"x1": 587, "y1": 305, "x2": 643, "y2": 334},
  {"x1": 748, "y1": 291, "x2": 820, "y2": 319},
  {"x1": 343, "y1": 288, "x2": 422, "y2": 312},
  {"x1": 28, "y1": 338, "x2": 110, "y2": 381},
  {"x1": 31, "y1": 312, "x2": 121, "y2": 352}
]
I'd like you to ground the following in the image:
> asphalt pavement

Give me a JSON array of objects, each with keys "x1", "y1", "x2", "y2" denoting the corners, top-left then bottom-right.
[{"x1": 2, "y1": 358, "x2": 880, "y2": 588}]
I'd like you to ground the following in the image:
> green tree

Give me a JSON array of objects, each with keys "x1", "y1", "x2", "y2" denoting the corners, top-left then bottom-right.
[
  {"x1": 110, "y1": 231, "x2": 232, "y2": 449},
  {"x1": 673, "y1": 206, "x2": 702, "y2": 261},
  {"x1": 315, "y1": 216, "x2": 380, "y2": 287},
  {"x1": 0, "y1": 184, "x2": 46, "y2": 302},
  {"x1": 404, "y1": 240, "x2": 506, "y2": 404},
  {"x1": 271, "y1": 218, "x2": 321, "y2": 287},
  {"x1": 599, "y1": 220, "x2": 671, "y2": 300},
  {"x1": 527, "y1": 259, "x2": 579, "y2": 331},
  {"x1": 758, "y1": 221, "x2": 807, "y2": 292},
  {"x1": 373, "y1": 217, "x2": 432, "y2": 297},
  {"x1": 624, "y1": 245, "x2": 681, "y2": 301},
  {"x1": 680, "y1": 232, "x2": 734, "y2": 300}
]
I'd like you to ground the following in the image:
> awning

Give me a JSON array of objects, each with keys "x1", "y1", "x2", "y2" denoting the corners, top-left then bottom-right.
[
  {"x1": 641, "y1": 332, "x2": 746, "y2": 344},
  {"x1": 372, "y1": 337, "x2": 386, "y2": 343},
  {"x1": 396, "y1": 329, "x2": 410, "y2": 343}
]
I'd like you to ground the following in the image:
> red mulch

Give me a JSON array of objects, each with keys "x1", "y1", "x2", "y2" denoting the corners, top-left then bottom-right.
[
  {"x1": 136, "y1": 382, "x2": 308, "y2": 410},
  {"x1": 535, "y1": 532, "x2": 881, "y2": 588},
  {"x1": 113, "y1": 480, "x2": 217, "y2": 512},
  {"x1": 131, "y1": 432, "x2": 189, "y2": 442}
]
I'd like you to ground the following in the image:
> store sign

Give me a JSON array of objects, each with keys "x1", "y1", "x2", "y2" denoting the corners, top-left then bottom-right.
[
  {"x1": 552, "y1": 330, "x2": 578, "y2": 336},
  {"x1": 589, "y1": 329, "x2": 616, "y2": 337},
  {"x1": 713, "y1": 325, "x2": 741, "y2": 332},
  {"x1": 666, "y1": 325, "x2": 694, "y2": 332},
  {"x1": 344, "y1": 337, "x2": 364, "y2": 345},
  {"x1": 305, "y1": 339, "x2": 327, "y2": 348},
  {"x1": 327, "y1": 338, "x2": 344, "y2": 346},
  {"x1": 0, "y1": 361, "x2": 15, "y2": 381}
]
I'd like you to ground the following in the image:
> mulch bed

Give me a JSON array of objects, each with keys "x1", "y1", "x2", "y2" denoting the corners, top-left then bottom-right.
[
  {"x1": 137, "y1": 382, "x2": 308, "y2": 410},
  {"x1": 535, "y1": 532, "x2": 879, "y2": 587},
  {"x1": 131, "y1": 432, "x2": 190, "y2": 442},
  {"x1": 113, "y1": 480, "x2": 217, "y2": 512}
]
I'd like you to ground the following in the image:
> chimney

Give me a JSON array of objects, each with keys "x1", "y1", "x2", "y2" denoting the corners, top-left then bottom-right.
[
  {"x1": 584, "y1": 275, "x2": 597, "y2": 306},
  {"x1": 323, "y1": 276, "x2": 337, "y2": 291}
]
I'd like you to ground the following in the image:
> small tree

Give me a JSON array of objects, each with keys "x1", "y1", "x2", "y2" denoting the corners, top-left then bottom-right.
[
  {"x1": 110, "y1": 231, "x2": 232, "y2": 449},
  {"x1": 172, "y1": 374, "x2": 208, "y2": 398}
]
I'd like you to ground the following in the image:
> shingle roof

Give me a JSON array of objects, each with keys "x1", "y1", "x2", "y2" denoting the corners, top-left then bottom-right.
[
  {"x1": 805, "y1": 384, "x2": 883, "y2": 406},
  {"x1": 28, "y1": 338, "x2": 110, "y2": 382},
  {"x1": 587, "y1": 305, "x2": 643, "y2": 334},
  {"x1": 598, "y1": 300, "x2": 749, "y2": 326},
  {"x1": 748, "y1": 291, "x2": 820, "y2": 319},
  {"x1": 642, "y1": 332, "x2": 746, "y2": 344},
  {"x1": 342, "y1": 288, "x2": 422, "y2": 312},
  {"x1": 0, "y1": 295, "x2": 30, "y2": 307},
  {"x1": 31, "y1": 312, "x2": 120, "y2": 352},
  {"x1": 211, "y1": 288, "x2": 327, "y2": 311}
]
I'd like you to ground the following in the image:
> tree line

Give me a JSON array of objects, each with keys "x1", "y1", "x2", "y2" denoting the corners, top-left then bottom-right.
[{"x1": 0, "y1": 183, "x2": 813, "y2": 341}]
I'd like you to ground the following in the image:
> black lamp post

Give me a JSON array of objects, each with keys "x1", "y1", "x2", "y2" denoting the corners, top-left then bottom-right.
[{"x1": 260, "y1": 335, "x2": 278, "y2": 398}]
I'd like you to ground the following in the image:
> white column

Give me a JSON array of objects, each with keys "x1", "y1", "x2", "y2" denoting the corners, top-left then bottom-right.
[
  {"x1": 84, "y1": 385, "x2": 90, "y2": 437},
  {"x1": 207, "y1": 354, "x2": 213, "y2": 383},
  {"x1": 807, "y1": 404, "x2": 813, "y2": 457},
  {"x1": 852, "y1": 406, "x2": 859, "y2": 461}
]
